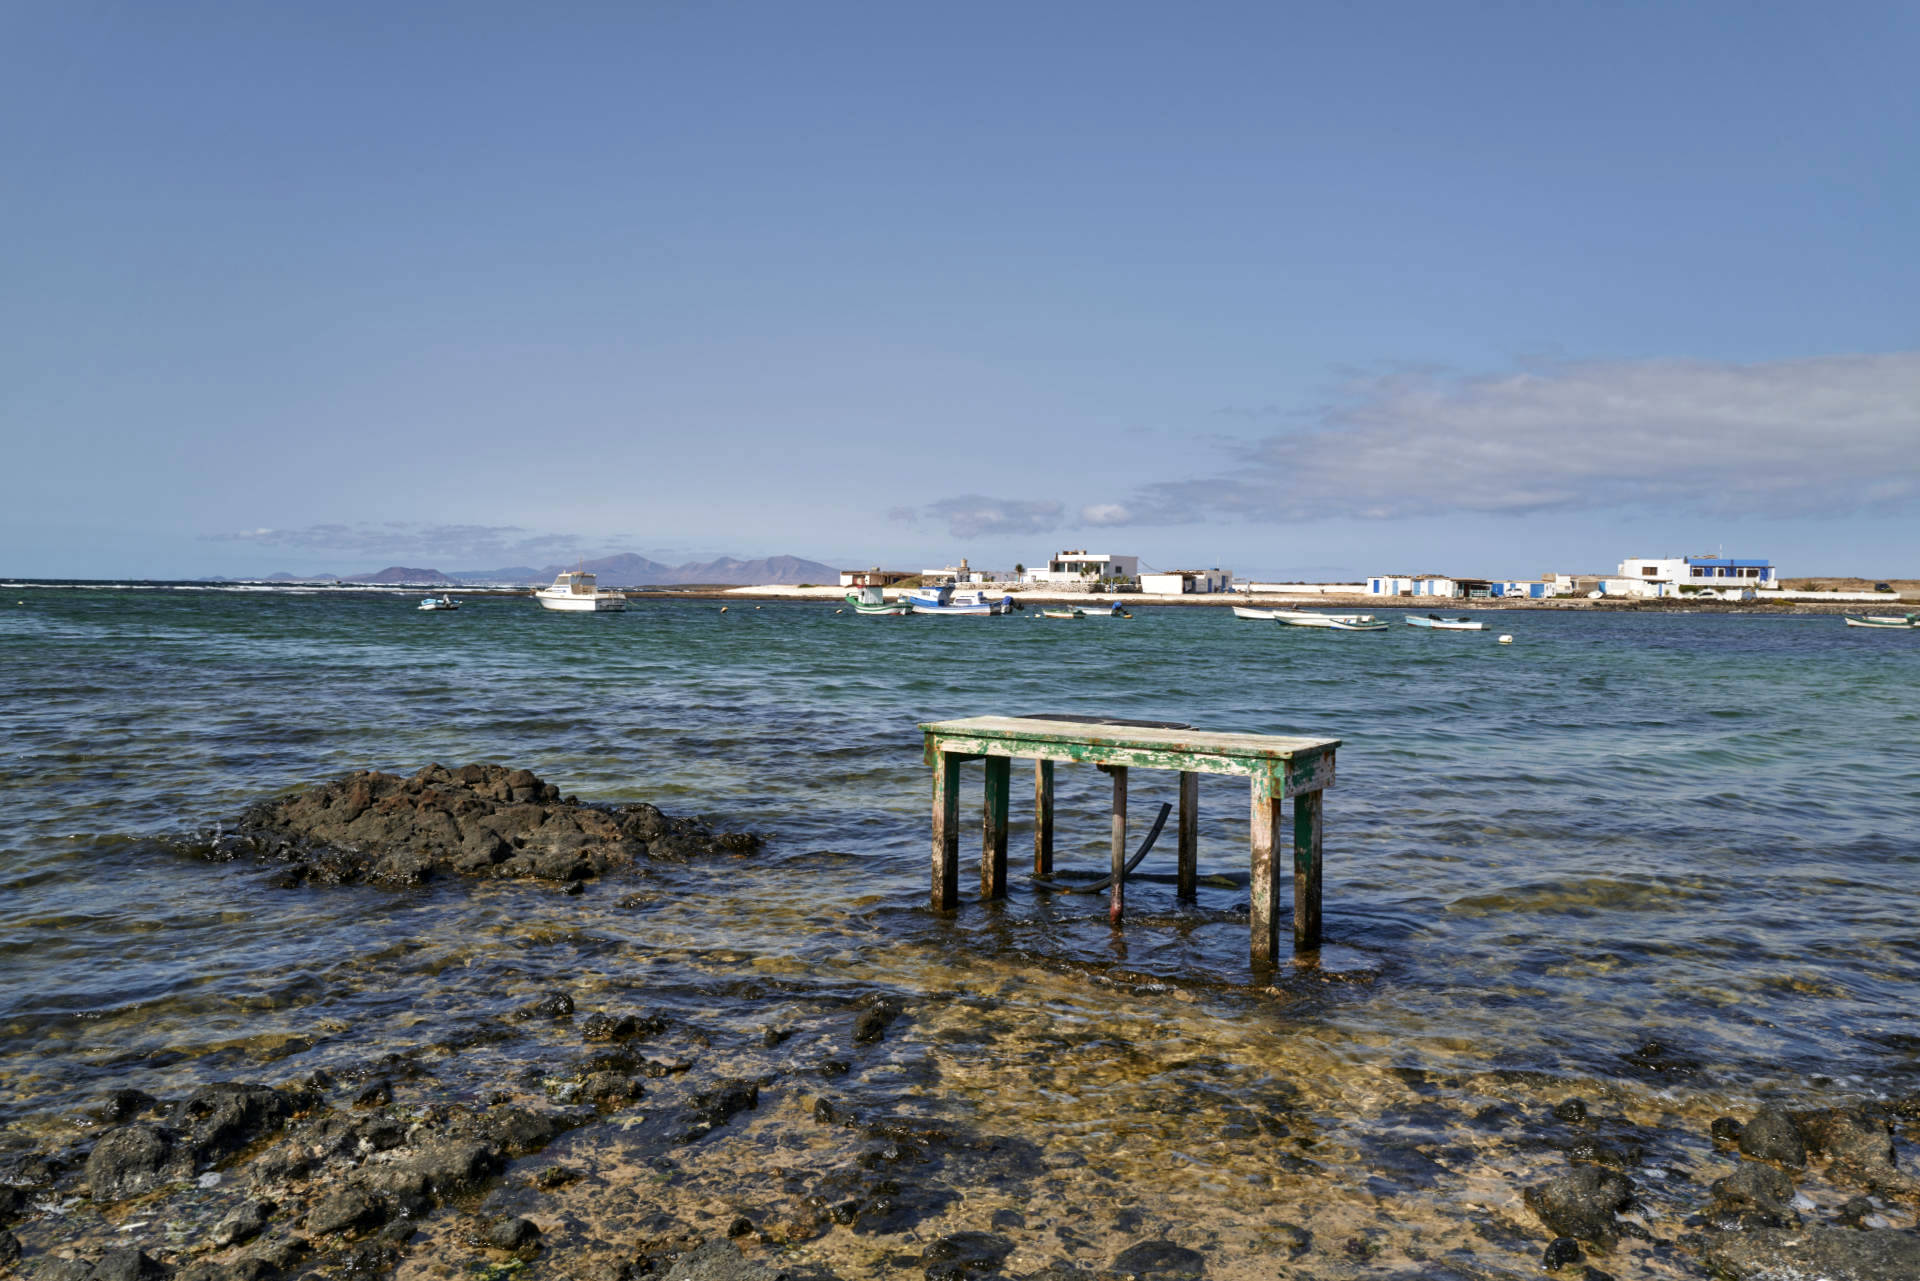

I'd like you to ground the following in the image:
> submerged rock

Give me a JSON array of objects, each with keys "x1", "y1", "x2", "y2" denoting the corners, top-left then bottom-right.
[
  {"x1": 217, "y1": 763, "x2": 762, "y2": 887},
  {"x1": 1522, "y1": 1166, "x2": 1634, "y2": 1247},
  {"x1": 1110, "y1": 1240, "x2": 1207, "y2": 1279},
  {"x1": 1738, "y1": 1106, "x2": 1806, "y2": 1168},
  {"x1": 1703, "y1": 1226, "x2": 1920, "y2": 1280},
  {"x1": 661, "y1": 1239, "x2": 779, "y2": 1281},
  {"x1": 1707, "y1": 1161, "x2": 1799, "y2": 1229},
  {"x1": 85, "y1": 1124, "x2": 179, "y2": 1202}
]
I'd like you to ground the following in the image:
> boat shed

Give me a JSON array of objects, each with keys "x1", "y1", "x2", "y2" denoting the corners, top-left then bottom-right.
[{"x1": 1140, "y1": 568, "x2": 1233, "y2": 595}]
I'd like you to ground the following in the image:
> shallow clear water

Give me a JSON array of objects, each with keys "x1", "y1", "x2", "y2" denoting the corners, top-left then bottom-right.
[{"x1": 2, "y1": 585, "x2": 1917, "y2": 1274}]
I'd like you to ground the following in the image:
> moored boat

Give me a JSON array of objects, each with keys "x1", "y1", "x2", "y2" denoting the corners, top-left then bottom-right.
[
  {"x1": 1232, "y1": 605, "x2": 1279, "y2": 621},
  {"x1": 1041, "y1": 607, "x2": 1084, "y2": 620},
  {"x1": 534, "y1": 570, "x2": 627, "y2": 612},
  {"x1": 845, "y1": 586, "x2": 912, "y2": 615},
  {"x1": 1843, "y1": 612, "x2": 1918, "y2": 628},
  {"x1": 907, "y1": 585, "x2": 1016, "y2": 616},
  {"x1": 417, "y1": 594, "x2": 460, "y2": 611},
  {"x1": 1405, "y1": 613, "x2": 1484, "y2": 630},
  {"x1": 1273, "y1": 612, "x2": 1382, "y2": 628}
]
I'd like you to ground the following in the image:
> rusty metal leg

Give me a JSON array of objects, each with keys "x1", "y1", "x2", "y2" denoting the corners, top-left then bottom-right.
[
  {"x1": 1177, "y1": 770, "x2": 1199, "y2": 900},
  {"x1": 1293, "y1": 788, "x2": 1323, "y2": 950},
  {"x1": 932, "y1": 751, "x2": 962, "y2": 910},
  {"x1": 1106, "y1": 765, "x2": 1128, "y2": 926},
  {"x1": 1250, "y1": 776, "x2": 1282, "y2": 966},
  {"x1": 982, "y1": 755, "x2": 1010, "y2": 900}
]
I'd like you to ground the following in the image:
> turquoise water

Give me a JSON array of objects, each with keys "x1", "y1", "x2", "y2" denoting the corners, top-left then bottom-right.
[{"x1": 2, "y1": 585, "x2": 1917, "y2": 1271}]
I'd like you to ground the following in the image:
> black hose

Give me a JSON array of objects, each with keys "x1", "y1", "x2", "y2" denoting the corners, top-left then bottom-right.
[{"x1": 1033, "y1": 801, "x2": 1172, "y2": 893}]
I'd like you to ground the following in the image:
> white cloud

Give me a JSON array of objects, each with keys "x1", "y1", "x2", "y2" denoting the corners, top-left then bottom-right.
[
  {"x1": 922, "y1": 495, "x2": 1064, "y2": 539},
  {"x1": 1097, "y1": 351, "x2": 1920, "y2": 524}
]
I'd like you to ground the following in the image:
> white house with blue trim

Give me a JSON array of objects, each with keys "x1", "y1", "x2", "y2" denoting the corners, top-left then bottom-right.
[{"x1": 1616, "y1": 556, "x2": 1776, "y2": 594}]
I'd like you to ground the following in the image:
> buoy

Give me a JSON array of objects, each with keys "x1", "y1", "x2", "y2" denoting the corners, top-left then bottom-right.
[
  {"x1": 1498, "y1": 634, "x2": 1513, "y2": 644},
  {"x1": 719, "y1": 606, "x2": 728, "y2": 613},
  {"x1": 755, "y1": 606, "x2": 761, "y2": 610},
  {"x1": 834, "y1": 609, "x2": 843, "y2": 614}
]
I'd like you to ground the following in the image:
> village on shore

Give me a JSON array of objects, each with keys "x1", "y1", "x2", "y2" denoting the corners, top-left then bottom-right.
[{"x1": 718, "y1": 548, "x2": 1914, "y2": 611}]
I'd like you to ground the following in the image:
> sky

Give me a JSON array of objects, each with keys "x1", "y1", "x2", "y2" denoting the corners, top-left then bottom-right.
[{"x1": 3, "y1": 1, "x2": 1916, "y2": 580}]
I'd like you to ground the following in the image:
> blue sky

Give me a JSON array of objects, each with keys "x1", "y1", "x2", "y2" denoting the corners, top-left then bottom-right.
[{"x1": 4, "y1": 2, "x2": 1916, "y2": 579}]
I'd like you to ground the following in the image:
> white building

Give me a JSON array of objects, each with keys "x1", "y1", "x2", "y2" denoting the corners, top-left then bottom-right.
[
  {"x1": 1025, "y1": 551, "x2": 1139, "y2": 586},
  {"x1": 1139, "y1": 568, "x2": 1233, "y2": 595},
  {"x1": 1616, "y1": 556, "x2": 1776, "y2": 591},
  {"x1": 919, "y1": 558, "x2": 1001, "y2": 584}
]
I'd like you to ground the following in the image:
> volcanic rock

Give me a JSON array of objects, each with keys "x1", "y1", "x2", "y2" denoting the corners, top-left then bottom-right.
[
  {"x1": 1703, "y1": 1226, "x2": 1920, "y2": 1279},
  {"x1": 1522, "y1": 1166, "x2": 1634, "y2": 1247},
  {"x1": 223, "y1": 763, "x2": 762, "y2": 886},
  {"x1": 1738, "y1": 1106, "x2": 1806, "y2": 1168},
  {"x1": 86, "y1": 1124, "x2": 179, "y2": 1201}
]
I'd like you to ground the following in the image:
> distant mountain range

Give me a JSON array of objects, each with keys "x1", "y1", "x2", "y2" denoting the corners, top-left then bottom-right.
[{"x1": 259, "y1": 554, "x2": 840, "y2": 587}]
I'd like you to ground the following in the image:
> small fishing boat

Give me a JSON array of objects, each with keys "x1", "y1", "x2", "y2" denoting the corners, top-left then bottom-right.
[
  {"x1": 907, "y1": 585, "x2": 1016, "y2": 616},
  {"x1": 417, "y1": 595, "x2": 460, "y2": 612},
  {"x1": 1081, "y1": 602, "x2": 1133, "y2": 619},
  {"x1": 1405, "y1": 613, "x2": 1484, "y2": 631},
  {"x1": 1232, "y1": 605, "x2": 1279, "y2": 621},
  {"x1": 1273, "y1": 612, "x2": 1382, "y2": 629},
  {"x1": 1041, "y1": 607, "x2": 1084, "y2": 620},
  {"x1": 1843, "y1": 612, "x2": 1918, "y2": 629},
  {"x1": 534, "y1": 570, "x2": 627, "y2": 612},
  {"x1": 845, "y1": 586, "x2": 912, "y2": 615}
]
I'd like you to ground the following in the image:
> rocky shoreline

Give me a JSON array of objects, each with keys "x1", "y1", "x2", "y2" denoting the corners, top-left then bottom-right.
[{"x1": 3, "y1": 766, "x2": 1918, "y2": 1280}]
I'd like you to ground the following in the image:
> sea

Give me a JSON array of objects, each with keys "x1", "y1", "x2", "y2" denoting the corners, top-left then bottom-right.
[{"x1": 2, "y1": 582, "x2": 1917, "y2": 1276}]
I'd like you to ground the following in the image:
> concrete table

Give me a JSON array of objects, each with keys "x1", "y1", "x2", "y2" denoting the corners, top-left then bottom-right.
[{"x1": 919, "y1": 715, "x2": 1340, "y2": 964}]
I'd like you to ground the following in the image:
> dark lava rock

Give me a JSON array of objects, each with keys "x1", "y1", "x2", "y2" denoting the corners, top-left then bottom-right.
[
  {"x1": 169, "y1": 1082, "x2": 298, "y2": 1164},
  {"x1": 583, "y1": 1011, "x2": 666, "y2": 1042},
  {"x1": 1553, "y1": 1098, "x2": 1589, "y2": 1124},
  {"x1": 1834, "y1": 1195, "x2": 1875, "y2": 1227},
  {"x1": 485, "y1": 1215, "x2": 542, "y2": 1250},
  {"x1": 210, "y1": 1198, "x2": 273, "y2": 1247},
  {"x1": 1522, "y1": 1166, "x2": 1634, "y2": 1247},
  {"x1": 853, "y1": 1001, "x2": 903, "y2": 1046},
  {"x1": 1268, "y1": 1223, "x2": 1310, "y2": 1258},
  {"x1": 352, "y1": 1079, "x2": 393, "y2": 1108},
  {"x1": 1542, "y1": 1237, "x2": 1583, "y2": 1269},
  {"x1": 359, "y1": 1137, "x2": 503, "y2": 1200},
  {"x1": 922, "y1": 1231, "x2": 1013, "y2": 1281},
  {"x1": 1793, "y1": 1106, "x2": 1909, "y2": 1191},
  {"x1": 1703, "y1": 1225, "x2": 1920, "y2": 1279},
  {"x1": 661, "y1": 1239, "x2": 779, "y2": 1281},
  {"x1": 226, "y1": 763, "x2": 762, "y2": 887},
  {"x1": 1110, "y1": 1240, "x2": 1207, "y2": 1279},
  {"x1": 1708, "y1": 1161, "x2": 1799, "y2": 1229},
  {"x1": 93, "y1": 1088, "x2": 158, "y2": 1125},
  {"x1": 1711, "y1": 1116, "x2": 1745, "y2": 1144},
  {"x1": 306, "y1": 1187, "x2": 389, "y2": 1237},
  {"x1": 91, "y1": 1248, "x2": 168, "y2": 1281},
  {"x1": 523, "y1": 989, "x2": 575, "y2": 1020},
  {"x1": 1739, "y1": 1106, "x2": 1807, "y2": 1168},
  {"x1": 680, "y1": 1080, "x2": 759, "y2": 1143},
  {"x1": 86, "y1": 1123, "x2": 177, "y2": 1201},
  {"x1": 0, "y1": 1184, "x2": 23, "y2": 1224},
  {"x1": 0, "y1": 1230, "x2": 19, "y2": 1265}
]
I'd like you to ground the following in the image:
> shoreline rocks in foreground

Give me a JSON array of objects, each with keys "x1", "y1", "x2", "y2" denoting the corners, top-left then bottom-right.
[{"x1": 203, "y1": 763, "x2": 762, "y2": 888}]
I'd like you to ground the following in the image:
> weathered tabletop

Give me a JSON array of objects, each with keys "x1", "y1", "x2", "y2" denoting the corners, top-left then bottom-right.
[{"x1": 919, "y1": 715, "x2": 1341, "y2": 964}]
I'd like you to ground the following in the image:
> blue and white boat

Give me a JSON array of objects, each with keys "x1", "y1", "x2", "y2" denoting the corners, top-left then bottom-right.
[
  {"x1": 906, "y1": 584, "x2": 1016, "y2": 616},
  {"x1": 418, "y1": 594, "x2": 460, "y2": 611}
]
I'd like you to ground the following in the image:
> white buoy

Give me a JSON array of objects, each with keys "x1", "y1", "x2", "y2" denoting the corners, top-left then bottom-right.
[
  {"x1": 1498, "y1": 634, "x2": 1513, "y2": 644},
  {"x1": 719, "y1": 606, "x2": 728, "y2": 613},
  {"x1": 835, "y1": 609, "x2": 844, "y2": 614}
]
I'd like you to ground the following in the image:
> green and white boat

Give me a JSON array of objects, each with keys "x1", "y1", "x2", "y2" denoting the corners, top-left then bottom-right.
[
  {"x1": 845, "y1": 586, "x2": 912, "y2": 615},
  {"x1": 1041, "y1": 607, "x2": 1085, "y2": 620},
  {"x1": 1843, "y1": 611, "x2": 1918, "y2": 629}
]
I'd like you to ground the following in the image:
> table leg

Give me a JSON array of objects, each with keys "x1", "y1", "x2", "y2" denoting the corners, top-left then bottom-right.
[
  {"x1": 932, "y1": 751, "x2": 962, "y2": 910},
  {"x1": 1177, "y1": 770, "x2": 1199, "y2": 900},
  {"x1": 1034, "y1": 759, "x2": 1054, "y2": 876},
  {"x1": 982, "y1": 756, "x2": 1010, "y2": 900},
  {"x1": 1293, "y1": 788, "x2": 1323, "y2": 950},
  {"x1": 1250, "y1": 776, "x2": 1282, "y2": 966}
]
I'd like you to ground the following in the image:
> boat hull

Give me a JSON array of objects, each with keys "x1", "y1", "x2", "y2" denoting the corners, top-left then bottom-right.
[
  {"x1": 1844, "y1": 615, "x2": 1916, "y2": 628},
  {"x1": 536, "y1": 593, "x2": 626, "y2": 612},
  {"x1": 1406, "y1": 617, "x2": 1484, "y2": 630}
]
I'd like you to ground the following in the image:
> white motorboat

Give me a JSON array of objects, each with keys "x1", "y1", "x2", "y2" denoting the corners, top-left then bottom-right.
[
  {"x1": 1843, "y1": 612, "x2": 1918, "y2": 629},
  {"x1": 1232, "y1": 605, "x2": 1278, "y2": 621},
  {"x1": 907, "y1": 585, "x2": 1016, "y2": 616},
  {"x1": 534, "y1": 570, "x2": 627, "y2": 612},
  {"x1": 417, "y1": 595, "x2": 460, "y2": 612},
  {"x1": 1405, "y1": 613, "x2": 1484, "y2": 631}
]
